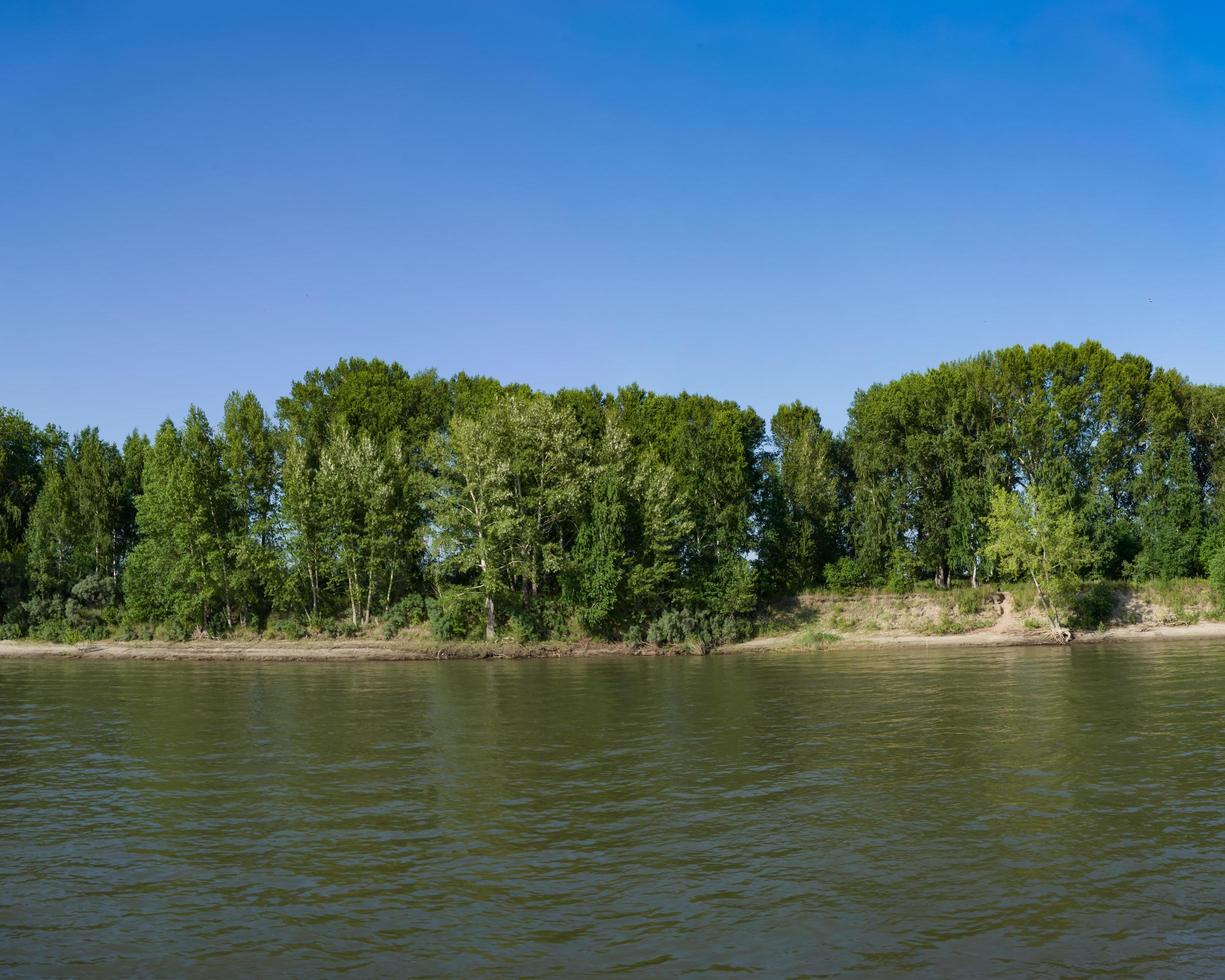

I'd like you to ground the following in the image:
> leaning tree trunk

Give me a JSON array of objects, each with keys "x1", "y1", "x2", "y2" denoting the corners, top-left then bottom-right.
[{"x1": 1031, "y1": 571, "x2": 1072, "y2": 644}]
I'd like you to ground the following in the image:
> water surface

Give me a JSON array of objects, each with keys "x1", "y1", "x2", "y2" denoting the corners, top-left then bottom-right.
[{"x1": 3, "y1": 644, "x2": 1225, "y2": 975}]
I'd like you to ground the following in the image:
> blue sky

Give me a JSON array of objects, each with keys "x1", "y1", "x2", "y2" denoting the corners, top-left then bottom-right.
[{"x1": 2, "y1": 1, "x2": 1223, "y2": 441}]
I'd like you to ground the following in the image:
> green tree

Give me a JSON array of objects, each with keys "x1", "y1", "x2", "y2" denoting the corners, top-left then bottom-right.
[
  {"x1": 26, "y1": 428, "x2": 128, "y2": 601},
  {"x1": 317, "y1": 426, "x2": 401, "y2": 626},
  {"x1": 757, "y1": 401, "x2": 844, "y2": 595},
  {"x1": 1132, "y1": 432, "x2": 1204, "y2": 580},
  {"x1": 125, "y1": 409, "x2": 240, "y2": 633},
  {"x1": 221, "y1": 392, "x2": 283, "y2": 625},
  {"x1": 985, "y1": 486, "x2": 1094, "y2": 641},
  {"x1": 429, "y1": 411, "x2": 518, "y2": 639}
]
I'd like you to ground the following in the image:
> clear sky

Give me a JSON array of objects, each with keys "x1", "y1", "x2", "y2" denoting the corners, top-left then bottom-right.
[{"x1": 3, "y1": 1, "x2": 1223, "y2": 442}]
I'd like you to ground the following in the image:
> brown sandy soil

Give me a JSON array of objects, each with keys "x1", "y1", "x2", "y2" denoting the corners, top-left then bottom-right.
[
  {"x1": 732, "y1": 590, "x2": 1225, "y2": 652},
  {"x1": 0, "y1": 638, "x2": 648, "y2": 662}
]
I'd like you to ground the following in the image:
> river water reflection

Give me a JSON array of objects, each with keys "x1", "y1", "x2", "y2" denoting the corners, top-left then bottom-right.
[{"x1": 3, "y1": 644, "x2": 1225, "y2": 974}]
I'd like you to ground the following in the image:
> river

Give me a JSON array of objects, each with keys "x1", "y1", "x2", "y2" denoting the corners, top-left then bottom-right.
[{"x1": 3, "y1": 644, "x2": 1225, "y2": 975}]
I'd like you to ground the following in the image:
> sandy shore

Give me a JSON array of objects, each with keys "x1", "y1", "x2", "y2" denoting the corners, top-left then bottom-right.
[
  {"x1": 0, "y1": 638, "x2": 645, "y2": 662},
  {"x1": 3, "y1": 618, "x2": 1225, "y2": 662},
  {"x1": 731, "y1": 619, "x2": 1225, "y2": 653}
]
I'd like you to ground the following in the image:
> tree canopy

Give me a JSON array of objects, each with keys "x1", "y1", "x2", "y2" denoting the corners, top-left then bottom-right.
[{"x1": 1, "y1": 341, "x2": 1222, "y2": 645}]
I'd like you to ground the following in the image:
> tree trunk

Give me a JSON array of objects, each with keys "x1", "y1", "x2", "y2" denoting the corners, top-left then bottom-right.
[{"x1": 485, "y1": 594, "x2": 496, "y2": 641}]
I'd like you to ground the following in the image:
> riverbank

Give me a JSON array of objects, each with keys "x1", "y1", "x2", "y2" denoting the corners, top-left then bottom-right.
[
  {"x1": 0, "y1": 638, "x2": 647, "y2": 662},
  {"x1": 4, "y1": 605, "x2": 1225, "y2": 662}
]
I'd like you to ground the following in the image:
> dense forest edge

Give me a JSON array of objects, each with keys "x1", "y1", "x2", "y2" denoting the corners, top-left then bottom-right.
[{"x1": 3, "y1": 339, "x2": 1225, "y2": 655}]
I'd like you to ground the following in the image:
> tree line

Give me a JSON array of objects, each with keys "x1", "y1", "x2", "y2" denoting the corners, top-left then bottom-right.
[{"x1": 2, "y1": 341, "x2": 1224, "y2": 645}]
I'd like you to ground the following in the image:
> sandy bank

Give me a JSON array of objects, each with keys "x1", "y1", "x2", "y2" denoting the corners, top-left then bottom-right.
[
  {"x1": 0, "y1": 638, "x2": 648, "y2": 662},
  {"x1": 3, "y1": 618, "x2": 1225, "y2": 662}
]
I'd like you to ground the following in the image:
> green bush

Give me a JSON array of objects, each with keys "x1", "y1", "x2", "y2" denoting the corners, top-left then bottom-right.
[
  {"x1": 428, "y1": 588, "x2": 486, "y2": 640},
  {"x1": 30, "y1": 618, "x2": 68, "y2": 643},
  {"x1": 646, "y1": 607, "x2": 743, "y2": 653},
  {"x1": 325, "y1": 620, "x2": 360, "y2": 639},
  {"x1": 0, "y1": 623, "x2": 24, "y2": 640},
  {"x1": 118, "y1": 616, "x2": 155, "y2": 641},
  {"x1": 1209, "y1": 547, "x2": 1225, "y2": 610},
  {"x1": 885, "y1": 548, "x2": 921, "y2": 594},
  {"x1": 823, "y1": 557, "x2": 863, "y2": 591},
  {"x1": 381, "y1": 595, "x2": 428, "y2": 638},
  {"x1": 270, "y1": 618, "x2": 306, "y2": 640},
  {"x1": 1070, "y1": 583, "x2": 1117, "y2": 631},
  {"x1": 956, "y1": 589, "x2": 983, "y2": 616}
]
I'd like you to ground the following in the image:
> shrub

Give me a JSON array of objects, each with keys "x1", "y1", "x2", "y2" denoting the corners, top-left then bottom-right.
[
  {"x1": 30, "y1": 618, "x2": 68, "y2": 643},
  {"x1": 270, "y1": 618, "x2": 306, "y2": 640},
  {"x1": 885, "y1": 548, "x2": 921, "y2": 594},
  {"x1": 956, "y1": 589, "x2": 983, "y2": 616},
  {"x1": 428, "y1": 588, "x2": 486, "y2": 641},
  {"x1": 381, "y1": 595, "x2": 428, "y2": 639},
  {"x1": 1069, "y1": 583, "x2": 1117, "y2": 631},
  {"x1": 0, "y1": 623, "x2": 24, "y2": 641},
  {"x1": 823, "y1": 557, "x2": 862, "y2": 591},
  {"x1": 325, "y1": 620, "x2": 360, "y2": 639},
  {"x1": 1209, "y1": 547, "x2": 1225, "y2": 610},
  {"x1": 71, "y1": 574, "x2": 118, "y2": 609},
  {"x1": 647, "y1": 607, "x2": 743, "y2": 653},
  {"x1": 118, "y1": 616, "x2": 155, "y2": 641}
]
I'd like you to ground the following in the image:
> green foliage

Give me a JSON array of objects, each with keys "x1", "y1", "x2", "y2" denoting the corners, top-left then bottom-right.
[
  {"x1": 757, "y1": 402, "x2": 844, "y2": 595},
  {"x1": 1069, "y1": 583, "x2": 1117, "y2": 631},
  {"x1": 5, "y1": 341, "x2": 1225, "y2": 646},
  {"x1": 0, "y1": 623, "x2": 23, "y2": 640},
  {"x1": 427, "y1": 588, "x2": 486, "y2": 641},
  {"x1": 1208, "y1": 548, "x2": 1225, "y2": 610},
  {"x1": 270, "y1": 618, "x2": 307, "y2": 641},
  {"x1": 986, "y1": 485, "x2": 1093, "y2": 636},
  {"x1": 823, "y1": 556, "x2": 864, "y2": 591},
  {"x1": 382, "y1": 595, "x2": 427, "y2": 638},
  {"x1": 646, "y1": 607, "x2": 744, "y2": 653},
  {"x1": 955, "y1": 589, "x2": 984, "y2": 616},
  {"x1": 794, "y1": 629, "x2": 841, "y2": 648}
]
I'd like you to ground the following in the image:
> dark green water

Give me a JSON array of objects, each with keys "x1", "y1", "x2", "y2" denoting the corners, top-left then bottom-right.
[{"x1": 3, "y1": 645, "x2": 1225, "y2": 976}]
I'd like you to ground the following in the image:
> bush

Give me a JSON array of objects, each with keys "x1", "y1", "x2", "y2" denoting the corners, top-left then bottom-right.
[
  {"x1": 956, "y1": 589, "x2": 984, "y2": 616},
  {"x1": 885, "y1": 548, "x2": 921, "y2": 594},
  {"x1": 270, "y1": 618, "x2": 306, "y2": 640},
  {"x1": 428, "y1": 588, "x2": 486, "y2": 641},
  {"x1": 30, "y1": 618, "x2": 68, "y2": 643},
  {"x1": 325, "y1": 619, "x2": 361, "y2": 639},
  {"x1": 646, "y1": 607, "x2": 743, "y2": 653},
  {"x1": 381, "y1": 595, "x2": 428, "y2": 639},
  {"x1": 1209, "y1": 547, "x2": 1225, "y2": 610},
  {"x1": 159, "y1": 618, "x2": 194, "y2": 643},
  {"x1": 118, "y1": 616, "x2": 155, "y2": 641},
  {"x1": 823, "y1": 557, "x2": 863, "y2": 591},
  {"x1": 0, "y1": 623, "x2": 24, "y2": 640},
  {"x1": 71, "y1": 574, "x2": 118, "y2": 609},
  {"x1": 1070, "y1": 583, "x2": 1117, "y2": 631}
]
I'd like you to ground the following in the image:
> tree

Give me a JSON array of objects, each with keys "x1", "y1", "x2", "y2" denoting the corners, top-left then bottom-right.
[
  {"x1": 26, "y1": 428, "x2": 128, "y2": 601},
  {"x1": 125, "y1": 410, "x2": 240, "y2": 632},
  {"x1": 221, "y1": 392, "x2": 283, "y2": 625},
  {"x1": 757, "y1": 401, "x2": 843, "y2": 595},
  {"x1": 1132, "y1": 432, "x2": 1204, "y2": 580},
  {"x1": 429, "y1": 411, "x2": 518, "y2": 640},
  {"x1": 985, "y1": 486, "x2": 1094, "y2": 642},
  {"x1": 0, "y1": 409, "x2": 48, "y2": 621},
  {"x1": 316, "y1": 426, "x2": 400, "y2": 626}
]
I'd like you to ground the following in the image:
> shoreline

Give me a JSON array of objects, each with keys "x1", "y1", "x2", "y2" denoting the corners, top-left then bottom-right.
[{"x1": 4, "y1": 619, "x2": 1225, "y2": 662}]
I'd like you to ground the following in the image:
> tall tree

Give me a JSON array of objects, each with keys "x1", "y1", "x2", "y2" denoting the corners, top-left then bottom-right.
[{"x1": 985, "y1": 486, "x2": 1093, "y2": 641}]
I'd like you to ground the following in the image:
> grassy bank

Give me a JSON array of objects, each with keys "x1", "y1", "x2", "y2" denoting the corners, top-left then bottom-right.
[{"x1": 748, "y1": 579, "x2": 1225, "y2": 649}]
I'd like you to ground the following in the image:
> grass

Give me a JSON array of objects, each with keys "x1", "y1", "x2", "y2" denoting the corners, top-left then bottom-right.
[{"x1": 792, "y1": 629, "x2": 841, "y2": 648}]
